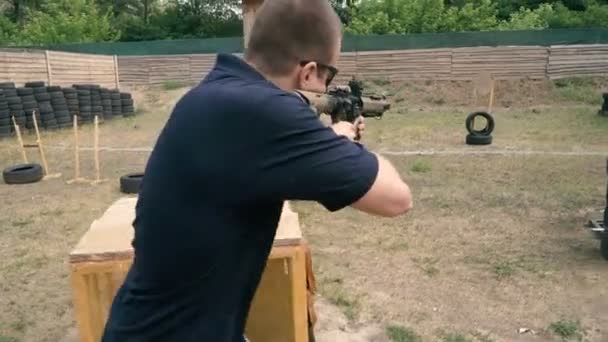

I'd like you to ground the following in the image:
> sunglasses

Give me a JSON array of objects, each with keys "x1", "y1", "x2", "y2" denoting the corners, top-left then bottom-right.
[{"x1": 299, "y1": 60, "x2": 339, "y2": 88}]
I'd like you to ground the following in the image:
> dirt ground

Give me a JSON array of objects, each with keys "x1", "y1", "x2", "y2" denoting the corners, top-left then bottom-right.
[{"x1": 0, "y1": 78, "x2": 607, "y2": 342}]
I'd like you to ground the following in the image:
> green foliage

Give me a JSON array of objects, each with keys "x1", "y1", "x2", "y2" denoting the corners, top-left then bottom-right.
[
  {"x1": 548, "y1": 319, "x2": 582, "y2": 340},
  {"x1": 1, "y1": 0, "x2": 608, "y2": 45},
  {"x1": 0, "y1": 15, "x2": 19, "y2": 45},
  {"x1": 19, "y1": 0, "x2": 119, "y2": 45},
  {"x1": 346, "y1": 0, "x2": 608, "y2": 35},
  {"x1": 410, "y1": 159, "x2": 431, "y2": 173},
  {"x1": 551, "y1": 77, "x2": 604, "y2": 105},
  {"x1": 386, "y1": 325, "x2": 422, "y2": 342},
  {"x1": 497, "y1": 4, "x2": 554, "y2": 30}
]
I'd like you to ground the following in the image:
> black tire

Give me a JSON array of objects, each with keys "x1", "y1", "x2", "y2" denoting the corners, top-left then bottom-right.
[
  {"x1": 56, "y1": 116, "x2": 71, "y2": 124},
  {"x1": 2, "y1": 89, "x2": 17, "y2": 96},
  {"x1": 466, "y1": 111, "x2": 495, "y2": 136},
  {"x1": 20, "y1": 95, "x2": 35, "y2": 102},
  {"x1": 77, "y1": 89, "x2": 91, "y2": 95},
  {"x1": 55, "y1": 109, "x2": 70, "y2": 117},
  {"x1": 32, "y1": 87, "x2": 47, "y2": 94},
  {"x1": 9, "y1": 105, "x2": 23, "y2": 111},
  {"x1": 122, "y1": 106, "x2": 134, "y2": 113},
  {"x1": 40, "y1": 113, "x2": 56, "y2": 120},
  {"x1": 80, "y1": 106, "x2": 92, "y2": 112},
  {"x1": 0, "y1": 118, "x2": 10, "y2": 126},
  {"x1": 3, "y1": 163, "x2": 44, "y2": 184},
  {"x1": 47, "y1": 86, "x2": 61, "y2": 92},
  {"x1": 466, "y1": 133, "x2": 493, "y2": 145},
  {"x1": 121, "y1": 99, "x2": 134, "y2": 106},
  {"x1": 39, "y1": 103, "x2": 53, "y2": 112},
  {"x1": 0, "y1": 109, "x2": 9, "y2": 118},
  {"x1": 120, "y1": 92, "x2": 132, "y2": 99},
  {"x1": 601, "y1": 238, "x2": 608, "y2": 261},
  {"x1": 67, "y1": 100, "x2": 79, "y2": 106},
  {"x1": 52, "y1": 104, "x2": 68, "y2": 111},
  {"x1": 17, "y1": 88, "x2": 34, "y2": 96},
  {"x1": 35, "y1": 93, "x2": 51, "y2": 101},
  {"x1": 0, "y1": 125, "x2": 11, "y2": 133},
  {"x1": 25, "y1": 81, "x2": 45, "y2": 88},
  {"x1": 120, "y1": 172, "x2": 144, "y2": 194},
  {"x1": 22, "y1": 101, "x2": 38, "y2": 110},
  {"x1": 7, "y1": 97, "x2": 21, "y2": 105},
  {"x1": 50, "y1": 91, "x2": 65, "y2": 98},
  {"x1": 65, "y1": 94, "x2": 78, "y2": 100},
  {"x1": 0, "y1": 82, "x2": 16, "y2": 88}
]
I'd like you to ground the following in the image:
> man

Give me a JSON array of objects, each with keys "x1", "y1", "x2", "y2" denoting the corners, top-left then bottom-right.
[{"x1": 102, "y1": 0, "x2": 412, "y2": 341}]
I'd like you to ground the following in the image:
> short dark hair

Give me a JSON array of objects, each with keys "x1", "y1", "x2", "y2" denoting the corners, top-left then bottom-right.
[{"x1": 244, "y1": 0, "x2": 342, "y2": 76}]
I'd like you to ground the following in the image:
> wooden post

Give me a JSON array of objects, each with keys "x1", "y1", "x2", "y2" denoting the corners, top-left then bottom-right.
[
  {"x1": 32, "y1": 110, "x2": 49, "y2": 175},
  {"x1": 113, "y1": 55, "x2": 120, "y2": 90},
  {"x1": 94, "y1": 116, "x2": 100, "y2": 181},
  {"x1": 487, "y1": 79, "x2": 495, "y2": 113},
  {"x1": 67, "y1": 115, "x2": 87, "y2": 184},
  {"x1": 243, "y1": 0, "x2": 264, "y2": 48},
  {"x1": 91, "y1": 116, "x2": 107, "y2": 185},
  {"x1": 32, "y1": 110, "x2": 61, "y2": 179},
  {"x1": 74, "y1": 116, "x2": 80, "y2": 179},
  {"x1": 45, "y1": 50, "x2": 53, "y2": 85},
  {"x1": 12, "y1": 115, "x2": 28, "y2": 163}
]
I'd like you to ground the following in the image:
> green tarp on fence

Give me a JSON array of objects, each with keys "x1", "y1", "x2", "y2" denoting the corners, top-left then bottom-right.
[{"x1": 42, "y1": 28, "x2": 608, "y2": 56}]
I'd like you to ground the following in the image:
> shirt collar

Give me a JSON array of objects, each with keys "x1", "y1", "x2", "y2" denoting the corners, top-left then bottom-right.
[{"x1": 214, "y1": 53, "x2": 267, "y2": 82}]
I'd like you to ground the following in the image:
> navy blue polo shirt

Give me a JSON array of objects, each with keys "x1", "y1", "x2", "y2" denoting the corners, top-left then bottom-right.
[{"x1": 101, "y1": 53, "x2": 379, "y2": 341}]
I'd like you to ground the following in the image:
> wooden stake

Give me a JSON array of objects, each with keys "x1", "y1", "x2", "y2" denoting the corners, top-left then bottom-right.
[
  {"x1": 487, "y1": 79, "x2": 495, "y2": 113},
  {"x1": 91, "y1": 115, "x2": 107, "y2": 185},
  {"x1": 94, "y1": 116, "x2": 100, "y2": 181},
  {"x1": 32, "y1": 110, "x2": 61, "y2": 180},
  {"x1": 67, "y1": 115, "x2": 87, "y2": 184},
  {"x1": 12, "y1": 115, "x2": 28, "y2": 163}
]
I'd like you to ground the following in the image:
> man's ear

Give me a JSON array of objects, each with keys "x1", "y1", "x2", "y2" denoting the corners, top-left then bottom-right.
[{"x1": 298, "y1": 62, "x2": 317, "y2": 88}]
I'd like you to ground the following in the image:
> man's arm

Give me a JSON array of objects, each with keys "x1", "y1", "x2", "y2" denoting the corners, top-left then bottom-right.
[
  {"x1": 330, "y1": 119, "x2": 412, "y2": 217},
  {"x1": 247, "y1": 93, "x2": 413, "y2": 216},
  {"x1": 351, "y1": 153, "x2": 412, "y2": 217}
]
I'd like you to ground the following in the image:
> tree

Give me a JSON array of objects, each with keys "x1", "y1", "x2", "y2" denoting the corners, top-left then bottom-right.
[{"x1": 19, "y1": 0, "x2": 119, "y2": 44}]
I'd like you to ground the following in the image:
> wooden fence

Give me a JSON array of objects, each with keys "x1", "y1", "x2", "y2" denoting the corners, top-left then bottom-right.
[
  {"x1": 1, "y1": 44, "x2": 607, "y2": 89},
  {"x1": 0, "y1": 49, "x2": 119, "y2": 88},
  {"x1": 117, "y1": 44, "x2": 608, "y2": 86}
]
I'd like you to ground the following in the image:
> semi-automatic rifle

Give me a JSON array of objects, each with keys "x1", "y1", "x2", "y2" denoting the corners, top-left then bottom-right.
[{"x1": 297, "y1": 78, "x2": 390, "y2": 124}]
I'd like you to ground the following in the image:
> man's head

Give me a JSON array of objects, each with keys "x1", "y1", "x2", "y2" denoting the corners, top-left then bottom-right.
[{"x1": 244, "y1": 0, "x2": 342, "y2": 93}]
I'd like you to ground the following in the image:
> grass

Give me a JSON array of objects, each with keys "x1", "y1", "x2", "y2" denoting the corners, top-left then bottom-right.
[
  {"x1": 0, "y1": 336, "x2": 18, "y2": 342},
  {"x1": 493, "y1": 261, "x2": 516, "y2": 279},
  {"x1": 328, "y1": 291, "x2": 360, "y2": 321},
  {"x1": 438, "y1": 331, "x2": 473, "y2": 342},
  {"x1": 410, "y1": 158, "x2": 431, "y2": 173},
  {"x1": 549, "y1": 319, "x2": 583, "y2": 341},
  {"x1": 161, "y1": 80, "x2": 191, "y2": 90},
  {"x1": 551, "y1": 77, "x2": 604, "y2": 105},
  {"x1": 411, "y1": 256, "x2": 440, "y2": 277},
  {"x1": 386, "y1": 325, "x2": 421, "y2": 342}
]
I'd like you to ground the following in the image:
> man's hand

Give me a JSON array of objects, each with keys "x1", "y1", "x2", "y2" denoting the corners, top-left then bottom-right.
[{"x1": 331, "y1": 117, "x2": 365, "y2": 141}]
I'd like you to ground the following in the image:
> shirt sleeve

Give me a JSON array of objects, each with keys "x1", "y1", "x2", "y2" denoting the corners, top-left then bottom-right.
[{"x1": 250, "y1": 92, "x2": 379, "y2": 212}]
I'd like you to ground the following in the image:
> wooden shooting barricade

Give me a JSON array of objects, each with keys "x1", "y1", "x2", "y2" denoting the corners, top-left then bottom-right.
[{"x1": 69, "y1": 197, "x2": 316, "y2": 342}]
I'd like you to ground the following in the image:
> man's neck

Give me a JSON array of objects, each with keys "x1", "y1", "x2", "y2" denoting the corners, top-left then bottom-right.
[{"x1": 245, "y1": 59, "x2": 296, "y2": 92}]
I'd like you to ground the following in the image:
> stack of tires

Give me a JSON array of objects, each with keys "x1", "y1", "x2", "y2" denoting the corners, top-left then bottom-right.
[
  {"x1": 100, "y1": 88, "x2": 113, "y2": 120},
  {"x1": 17, "y1": 87, "x2": 36, "y2": 130},
  {"x1": 74, "y1": 85, "x2": 93, "y2": 123},
  {"x1": 24, "y1": 81, "x2": 45, "y2": 130},
  {"x1": 47, "y1": 86, "x2": 70, "y2": 129},
  {"x1": 1, "y1": 83, "x2": 23, "y2": 134},
  {"x1": 121, "y1": 92, "x2": 135, "y2": 116},
  {"x1": 90, "y1": 85, "x2": 104, "y2": 121},
  {"x1": 111, "y1": 89, "x2": 122, "y2": 117},
  {"x1": 63, "y1": 87, "x2": 79, "y2": 124},
  {"x1": 0, "y1": 88, "x2": 11, "y2": 138},
  {"x1": 28, "y1": 83, "x2": 49, "y2": 130},
  {"x1": 465, "y1": 111, "x2": 494, "y2": 145}
]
